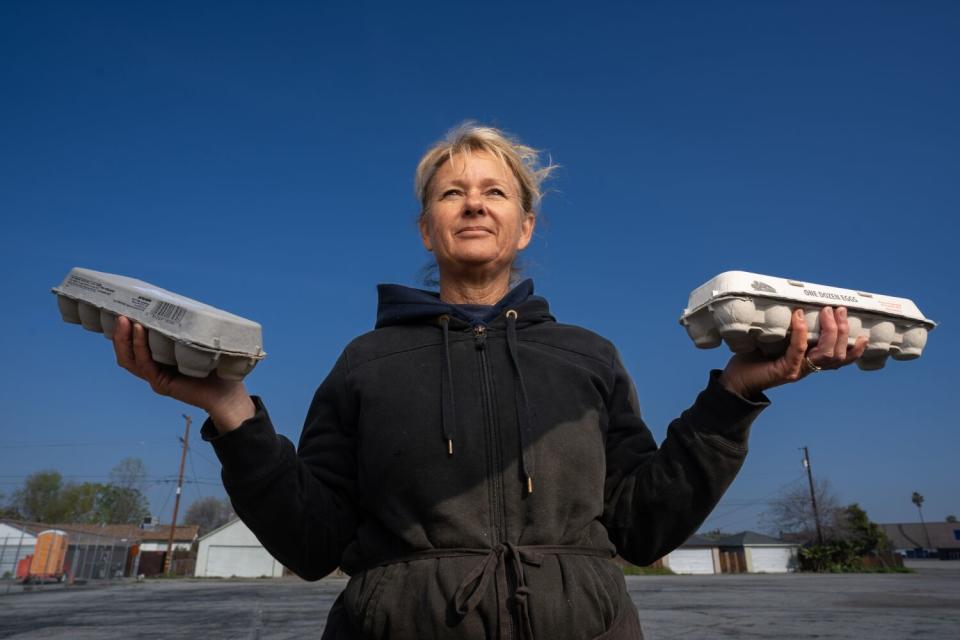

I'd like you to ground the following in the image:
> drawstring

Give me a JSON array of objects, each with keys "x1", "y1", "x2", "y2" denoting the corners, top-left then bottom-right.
[
  {"x1": 438, "y1": 310, "x2": 536, "y2": 493},
  {"x1": 506, "y1": 310, "x2": 535, "y2": 495},
  {"x1": 439, "y1": 315, "x2": 456, "y2": 456},
  {"x1": 453, "y1": 543, "x2": 539, "y2": 640},
  {"x1": 364, "y1": 544, "x2": 614, "y2": 640}
]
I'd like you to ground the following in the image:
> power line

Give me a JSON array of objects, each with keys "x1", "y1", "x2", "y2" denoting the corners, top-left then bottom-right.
[
  {"x1": 187, "y1": 449, "x2": 203, "y2": 501},
  {"x1": 2, "y1": 440, "x2": 169, "y2": 448},
  {"x1": 155, "y1": 482, "x2": 176, "y2": 521},
  {"x1": 701, "y1": 473, "x2": 806, "y2": 530},
  {"x1": 189, "y1": 446, "x2": 221, "y2": 470}
]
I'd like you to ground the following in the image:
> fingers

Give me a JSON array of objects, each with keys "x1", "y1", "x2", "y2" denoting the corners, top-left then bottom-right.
[
  {"x1": 808, "y1": 307, "x2": 839, "y2": 360},
  {"x1": 131, "y1": 322, "x2": 163, "y2": 383},
  {"x1": 804, "y1": 307, "x2": 867, "y2": 372},
  {"x1": 113, "y1": 316, "x2": 136, "y2": 372},
  {"x1": 781, "y1": 309, "x2": 808, "y2": 381},
  {"x1": 834, "y1": 307, "x2": 850, "y2": 361},
  {"x1": 112, "y1": 316, "x2": 164, "y2": 390}
]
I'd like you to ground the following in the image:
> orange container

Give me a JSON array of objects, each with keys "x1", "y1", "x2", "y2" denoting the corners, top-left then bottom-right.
[{"x1": 28, "y1": 530, "x2": 68, "y2": 580}]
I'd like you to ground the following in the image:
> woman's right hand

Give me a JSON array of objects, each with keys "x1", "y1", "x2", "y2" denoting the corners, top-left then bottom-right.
[{"x1": 112, "y1": 316, "x2": 255, "y2": 433}]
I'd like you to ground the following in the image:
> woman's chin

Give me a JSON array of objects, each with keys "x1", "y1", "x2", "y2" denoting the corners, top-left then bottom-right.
[{"x1": 442, "y1": 255, "x2": 512, "y2": 276}]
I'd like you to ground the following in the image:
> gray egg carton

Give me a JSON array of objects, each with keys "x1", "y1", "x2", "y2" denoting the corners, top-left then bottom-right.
[
  {"x1": 52, "y1": 267, "x2": 266, "y2": 380},
  {"x1": 679, "y1": 271, "x2": 936, "y2": 370}
]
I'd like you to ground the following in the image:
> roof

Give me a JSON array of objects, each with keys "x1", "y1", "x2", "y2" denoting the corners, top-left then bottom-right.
[
  {"x1": 880, "y1": 522, "x2": 960, "y2": 550},
  {"x1": 0, "y1": 520, "x2": 198, "y2": 545},
  {"x1": 0, "y1": 522, "x2": 38, "y2": 542},
  {"x1": 680, "y1": 534, "x2": 719, "y2": 548},
  {"x1": 712, "y1": 531, "x2": 799, "y2": 547},
  {"x1": 196, "y1": 516, "x2": 242, "y2": 542}
]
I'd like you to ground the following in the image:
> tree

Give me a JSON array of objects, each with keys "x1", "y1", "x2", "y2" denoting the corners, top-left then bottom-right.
[
  {"x1": 799, "y1": 503, "x2": 892, "y2": 572},
  {"x1": 60, "y1": 483, "x2": 102, "y2": 522},
  {"x1": 109, "y1": 458, "x2": 147, "y2": 493},
  {"x1": 0, "y1": 492, "x2": 23, "y2": 519},
  {"x1": 91, "y1": 458, "x2": 150, "y2": 524},
  {"x1": 762, "y1": 478, "x2": 844, "y2": 542},
  {"x1": 11, "y1": 471, "x2": 70, "y2": 522},
  {"x1": 837, "y1": 503, "x2": 889, "y2": 556},
  {"x1": 912, "y1": 490, "x2": 933, "y2": 550},
  {"x1": 94, "y1": 485, "x2": 149, "y2": 524},
  {"x1": 10, "y1": 460, "x2": 151, "y2": 525},
  {"x1": 947, "y1": 515, "x2": 958, "y2": 523},
  {"x1": 184, "y1": 497, "x2": 235, "y2": 536}
]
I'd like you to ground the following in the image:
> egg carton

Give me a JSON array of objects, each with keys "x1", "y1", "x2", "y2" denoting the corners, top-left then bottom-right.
[
  {"x1": 52, "y1": 268, "x2": 266, "y2": 380},
  {"x1": 679, "y1": 271, "x2": 936, "y2": 370}
]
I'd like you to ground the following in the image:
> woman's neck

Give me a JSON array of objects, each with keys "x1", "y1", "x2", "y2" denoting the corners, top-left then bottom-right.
[{"x1": 438, "y1": 270, "x2": 512, "y2": 305}]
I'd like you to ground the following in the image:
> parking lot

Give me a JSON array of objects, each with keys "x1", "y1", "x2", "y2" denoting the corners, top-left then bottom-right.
[{"x1": 2, "y1": 566, "x2": 958, "y2": 639}]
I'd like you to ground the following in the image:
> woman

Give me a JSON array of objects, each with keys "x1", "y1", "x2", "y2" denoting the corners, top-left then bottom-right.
[{"x1": 113, "y1": 124, "x2": 866, "y2": 639}]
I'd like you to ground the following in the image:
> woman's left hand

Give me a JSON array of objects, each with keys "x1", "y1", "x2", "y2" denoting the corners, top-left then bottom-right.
[{"x1": 718, "y1": 306, "x2": 869, "y2": 398}]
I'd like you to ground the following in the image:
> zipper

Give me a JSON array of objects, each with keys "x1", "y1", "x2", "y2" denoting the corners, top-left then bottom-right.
[
  {"x1": 474, "y1": 324, "x2": 507, "y2": 544},
  {"x1": 475, "y1": 324, "x2": 518, "y2": 640}
]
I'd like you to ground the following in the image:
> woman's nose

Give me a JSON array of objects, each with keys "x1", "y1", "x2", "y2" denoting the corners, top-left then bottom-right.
[{"x1": 463, "y1": 190, "x2": 484, "y2": 215}]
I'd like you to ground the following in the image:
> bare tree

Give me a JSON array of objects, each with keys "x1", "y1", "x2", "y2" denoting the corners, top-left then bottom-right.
[
  {"x1": 109, "y1": 457, "x2": 148, "y2": 493},
  {"x1": 761, "y1": 478, "x2": 844, "y2": 542},
  {"x1": 97, "y1": 458, "x2": 150, "y2": 524},
  {"x1": 184, "y1": 497, "x2": 235, "y2": 536}
]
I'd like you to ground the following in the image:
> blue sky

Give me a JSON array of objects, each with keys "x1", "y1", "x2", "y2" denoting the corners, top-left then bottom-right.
[{"x1": 2, "y1": 1, "x2": 957, "y2": 533}]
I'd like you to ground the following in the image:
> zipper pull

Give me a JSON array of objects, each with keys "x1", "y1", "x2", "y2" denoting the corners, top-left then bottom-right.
[{"x1": 473, "y1": 325, "x2": 487, "y2": 349}]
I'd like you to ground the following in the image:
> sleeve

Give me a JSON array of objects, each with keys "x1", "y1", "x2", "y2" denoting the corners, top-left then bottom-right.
[
  {"x1": 601, "y1": 353, "x2": 768, "y2": 567},
  {"x1": 200, "y1": 352, "x2": 359, "y2": 580}
]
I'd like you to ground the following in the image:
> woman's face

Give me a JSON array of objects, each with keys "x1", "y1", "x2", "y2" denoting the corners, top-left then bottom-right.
[{"x1": 419, "y1": 151, "x2": 535, "y2": 279}]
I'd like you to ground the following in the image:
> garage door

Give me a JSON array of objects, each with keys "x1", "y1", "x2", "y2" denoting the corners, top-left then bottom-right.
[
  {"x1": 749, "y1": 547, "x2": 794, "y2": 573},
  {"x1": 205, "y1": 546, "x2": 277, "y2": 578},
  {"x1": 667, "y1": 549, "x2": 715, "y2": 574}
]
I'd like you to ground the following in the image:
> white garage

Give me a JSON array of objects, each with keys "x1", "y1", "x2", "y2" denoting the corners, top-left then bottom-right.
[
  {"x1": 195, "y1": 519, "x2": 285, "y2": 578},
  {"x1": 747, "y1": 545, "x2": 797, "y2": 573},
  {"x1": 663, "y1": 535, "x2": 718, "y2": 574},
  {"x1": 714, "y1": 531, "x2": 799, "y2": 573}
]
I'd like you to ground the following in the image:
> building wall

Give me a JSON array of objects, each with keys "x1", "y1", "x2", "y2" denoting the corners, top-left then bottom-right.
[
  {"x1": 746, "y1": 546, "x2": 797, "y2": 573},
  {"x1": 0, "y1": 524, "x2": 37, "y2": 577},
  {"x1": 665, "y1": 549, "x2": 716, "y2": 574},
  {"x1": 195, "y1": 520, "x2": 284, "y2": 578}
]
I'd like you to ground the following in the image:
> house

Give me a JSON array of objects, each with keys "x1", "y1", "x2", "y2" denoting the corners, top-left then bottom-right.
[
  {"x1": 654, "y1": 531, "x2": 800, "y2": 574},
  {"x1": 0, "y1": 522, "x2": 37, "y2": 577},
  {"x1": 194, "y1": 518, "x2": 285, "y2": 578},
  {"x1": 711, "y1": 531, "x2": 799, "y2": 573},
  {"x1": 880, "y1": 522, "x2": 960, "y2": 560}
]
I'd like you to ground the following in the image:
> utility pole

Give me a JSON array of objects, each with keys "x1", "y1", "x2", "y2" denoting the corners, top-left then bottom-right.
[
  {"x1": 801, "y1": 446, "x2": 825, "y2": 545},
  {"x1": 164, "y1": 414, "x2": 191, "y2": 576}
]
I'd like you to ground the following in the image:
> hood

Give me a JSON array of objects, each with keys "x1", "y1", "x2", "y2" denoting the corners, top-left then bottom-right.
[{"x1": 375, "y1": 279, "x2": 554, "y2": 329}]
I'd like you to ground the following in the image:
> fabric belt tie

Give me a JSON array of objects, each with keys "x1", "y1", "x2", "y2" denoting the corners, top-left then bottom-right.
[{"x1": 365, "y1": 544, "x2": 614, "y2": 640}]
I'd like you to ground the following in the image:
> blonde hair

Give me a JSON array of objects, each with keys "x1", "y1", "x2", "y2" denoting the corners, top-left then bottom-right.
[{"x1": 414, "y1": 122, "x2": 557, "y2": 220}]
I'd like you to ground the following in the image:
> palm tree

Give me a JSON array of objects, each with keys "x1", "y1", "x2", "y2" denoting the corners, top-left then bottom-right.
[{"x1": 911, "y1": 491, "x2": 934, "y2": 554}]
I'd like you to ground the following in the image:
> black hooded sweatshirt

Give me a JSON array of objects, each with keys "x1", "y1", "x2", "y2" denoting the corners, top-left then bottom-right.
[{"x1": 202, "y1": 282, "x2": 769, "y2": 639}]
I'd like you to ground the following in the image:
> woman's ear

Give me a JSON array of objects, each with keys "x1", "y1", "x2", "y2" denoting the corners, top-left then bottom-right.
[
  {"x1": 419, "y1": 214, "x2": 433, "y2": 252},
  {"x1": 517, "y1": 213, "x2": 536, "y2": 251}
]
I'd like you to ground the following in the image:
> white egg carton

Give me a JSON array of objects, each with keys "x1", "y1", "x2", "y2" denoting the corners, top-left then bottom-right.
[
  {"x1": 679, "y1": 271, "x2": 936, "y2": 370},
  {"x1": 52, "y1": 267, "x2": 266, "y2": 380}
]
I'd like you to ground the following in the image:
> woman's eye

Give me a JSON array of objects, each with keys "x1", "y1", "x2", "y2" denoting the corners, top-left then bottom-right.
[
  {"x1": 488, "y1": 188, "x2": 506, "y2": 197},
  {"x1": 441, "y1": 189, "x2": 462, "y2": 199}
]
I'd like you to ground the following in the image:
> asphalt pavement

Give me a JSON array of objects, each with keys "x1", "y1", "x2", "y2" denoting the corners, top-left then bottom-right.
[{"x1": 2, "y1": 566, "x2": 958, "y2": 639}]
